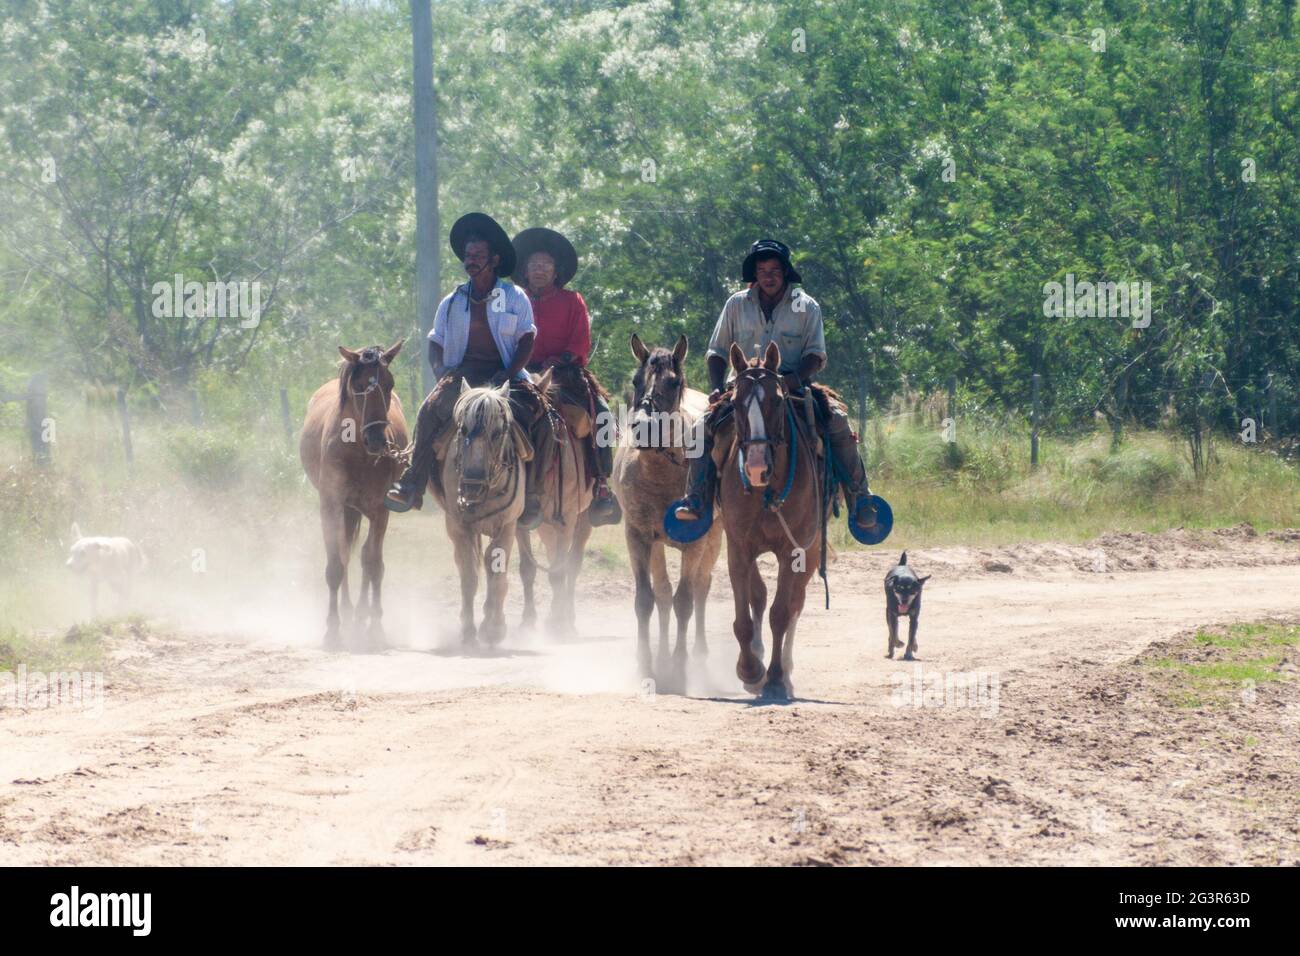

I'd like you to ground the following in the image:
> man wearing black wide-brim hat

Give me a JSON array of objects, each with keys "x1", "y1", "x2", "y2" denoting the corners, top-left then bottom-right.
[
  {"x1": 674, "y1": 238, "x2": 876, "y2": 530},
  {"x1": 385, "y1": 213, "x2": 548, "y2": 527}
]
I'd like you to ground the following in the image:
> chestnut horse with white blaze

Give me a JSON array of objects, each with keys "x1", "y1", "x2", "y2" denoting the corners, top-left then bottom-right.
[
  {"x1": 719, "y1": 341, "x2": 822, "y2": 700},
  {"x1": 300, "y1": 341, "x2": 408, "y2": 649}
]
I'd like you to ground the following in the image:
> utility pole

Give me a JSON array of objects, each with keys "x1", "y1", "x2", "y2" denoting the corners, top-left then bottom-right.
[{"x1": 411, "y1": 0, "x2": 440, "y2": 396}]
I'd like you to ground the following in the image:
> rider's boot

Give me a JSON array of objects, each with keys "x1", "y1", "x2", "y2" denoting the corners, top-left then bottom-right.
[
  {"x1": 385, "y1": 394, "x2": 443, "y2": 513},
  {"x1": 826, "y1": 407, "x2": 876, "y2": 529}
]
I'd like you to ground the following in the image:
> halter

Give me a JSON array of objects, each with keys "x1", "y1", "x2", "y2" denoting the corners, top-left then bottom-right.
[
  {"x1": 635, "y1": 365, "x2": 686, "y2": 466},
  {"x1": 346, "y1": 354, "x2": 406, "y2": 466},
  {"x1": 735, "y1": 366, "x2": 797, "y2": 511}
]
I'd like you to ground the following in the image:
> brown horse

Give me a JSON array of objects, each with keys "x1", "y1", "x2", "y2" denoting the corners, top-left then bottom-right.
[
  {"x1": 430, "y1": 376, "x2": 544, "y2": 646},
  {"x1": 719, "y1": 340, "x2": 821, "y2": 700},
  {"x1": 300, "y1": 341, "x2": 407, "y2": 649},
  {"x1": 516, "y1": 365, "x2": 594, "y2": 636},
  {"x1": 611, "y1": 333, "x2": 723, "y2": 689}
]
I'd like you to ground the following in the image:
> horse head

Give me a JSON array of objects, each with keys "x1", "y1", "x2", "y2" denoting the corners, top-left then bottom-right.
[
  {"x1": 730, "y1": 340, "x2": 788, "y2": 489},
  {"x1": 629, "y1": 333, "x2": 688, "y2": 449},
  {"x1": 338, "y1": 340, "x2": 403, "y2": 454},
  {"x1": 451, "y1": 378, "x2": 528, "y2": 511}
]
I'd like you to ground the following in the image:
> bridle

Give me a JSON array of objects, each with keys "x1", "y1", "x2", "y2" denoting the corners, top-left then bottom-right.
[
  {"x1": 347, "y1": 352, "x2": 406, "y2": 466},
  {"x1": 734, "y1": 365, "x2": 798, "y2": 511},
  {"x1": 454, "y1": 411, "x2": 519, "y2": 519},
  {"x1": 635, "y1": 360, "x2": 687, "y2": 466}
]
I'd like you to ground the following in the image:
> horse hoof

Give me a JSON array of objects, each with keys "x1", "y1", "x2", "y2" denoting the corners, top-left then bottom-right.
[
  {"x1": 903, "y1": 651, "x2": 916, "y2": 662},
  {"x1": 736, "y1": 654, "x2": 764, "y2": 687},
  {"x1": 324, "y1": 628, "x2": 343, "y2": 651},
  {"x1": 760, "y1": 682, "x2": 789, "y2": 702}
]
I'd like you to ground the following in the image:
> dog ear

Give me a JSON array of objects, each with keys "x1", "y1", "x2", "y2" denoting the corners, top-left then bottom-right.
[
  {"x1": 630, "y1": 333, "x2": 649, "y2": 363},
  {"x1": 729, "y1": 342, "x2": 749, "y2": 375},
  {"x1": 762, "y1": 340, "x2": 780, "y2": 372}
]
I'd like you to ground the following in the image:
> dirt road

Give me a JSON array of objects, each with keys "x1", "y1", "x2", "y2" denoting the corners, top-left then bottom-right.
[{"x1": 3, "y1": 526, "x2": 1299, "y2": 865}]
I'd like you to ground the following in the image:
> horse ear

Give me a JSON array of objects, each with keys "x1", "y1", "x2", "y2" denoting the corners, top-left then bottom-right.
[
  {"x1": 459, "y1": 377, "x2": 472, "y2": 396},
  {"x1": 338, "y1": 346, "x2": 360, "y2": 363},
  {"x1": 535, "y1": 367, "x2": 553, "y2": 394},
  {"x1": 729, "y1": 342, "x2": 749, "y2": 375},
  {"x1": 762, "y1": 340, "x2": 780, "y2": 371},
  {"x1": 918, "y1": 575, "x2": 931, "y2": 585},
  {"x1": 630, "y1": 333, "x2": 649, "y2": 363},
  {"x1": 496, "y1": 379, "x2": 512, "y2": 397},
  {"x1": 381, "y1": 339, "x2": 404, "y2": 364},
  {"x1": 671, "y1": 334, "x2": 688, "y2": 363}
]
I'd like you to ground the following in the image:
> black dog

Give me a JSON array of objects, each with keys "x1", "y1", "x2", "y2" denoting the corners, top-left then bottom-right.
[{"x1": 885, "y1": 551, "x2": 930, "y2": 661}]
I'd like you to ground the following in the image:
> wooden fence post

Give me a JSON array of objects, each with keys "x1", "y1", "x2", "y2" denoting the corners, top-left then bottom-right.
[
  {"x1": 116, "y1": 387, "x2": 134, "y2": 464},
  {"x1": 279, "y1": 388, "x2": 293, "y2": 448},
  {"x1": 1030, "y1": 372, "x2": 1041, "y2": 469},
  {"x1": 26, "y1": 372, "x2": 51, "y2": 466}
]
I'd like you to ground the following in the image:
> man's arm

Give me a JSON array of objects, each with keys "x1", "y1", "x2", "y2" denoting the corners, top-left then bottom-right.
[
  {"x1": 429, "y1": 342, "x2": 446, "y2": 377},
  {"x1": 704, "y1": 298, "x2": 736, "y2": 399},
  {"x1": 498, "y1": 331, "x2": 535, "y2": 383},
  {"x1": 560, "y1": 293, "x2": 592, "y2": 366},
  {"x1": 707, "y1": 355, "x2": 728, "y2": 396}
]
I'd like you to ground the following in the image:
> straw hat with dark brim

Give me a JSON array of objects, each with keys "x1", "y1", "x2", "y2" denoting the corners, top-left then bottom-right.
[
  {"x1": 450, "y1": 212, "x2": 516, "y2": 278},
  {"x1": 511, "y1": 227, "x2": 579, "y2": 288}
]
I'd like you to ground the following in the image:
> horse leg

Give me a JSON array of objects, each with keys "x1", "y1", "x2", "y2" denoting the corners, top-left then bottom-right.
[
  {"x1": 650, "y1": 541, "x2": 672, "y2": 661},
  {"x1": 566, "y1": 513, "x2": 593, "y2": 633},
  {"x1": 516, "y1": 527, "x2": 538, "y2": 630},
  {"x1": 748, "y1": 562, "x2": 768, "y2": 660},
  {"x1": 545, "y1": 526, "x2": 574, "y2": 636},
  {"x1": 340, "y1": 507, "x2": 362, "y2": 637},
  {"x1": 727, "y1": 543, "x2": 764, "y2": 692},
  {"x1": 450, "y1": 526, "x2": 479, "y2": 646},
  {"x1": 360, "y1": 510, "x2": 389, "y2": 648},
  {"x1": 762, "y1": 556, "x2": 812, "y2": 702},
  {"x1": 481, "y1": 525, "x2": 514, "y2": 645},
  {"x1": 627, "y1": 528, "x2": 655, "y2": 679},
  {"x1": 673, "y1": 548, "x2": 697, "y2": 661},
  {"x1": 691, "y1": 532, "x2": 721, "y2": 657},
  {"x1": 320, "y1": 502, "x2": 345, "y2": 648}
]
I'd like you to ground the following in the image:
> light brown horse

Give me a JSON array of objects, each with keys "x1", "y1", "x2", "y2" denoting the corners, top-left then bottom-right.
[
  {"x1": 611, "y1": 333, "x2": 723, "y2": 690},
  {"x1": 300, "y1": 341, "x2": 407, "y2": 649},
  {"x1": 719, "y1": 340, "x2": 822, "y2": 700},
  {"x1": 429, "y1": 377, "x2": 542, "y2": 646},
  {"x1": 516, "y1": 366, "x2": 594, "y2": 636}
]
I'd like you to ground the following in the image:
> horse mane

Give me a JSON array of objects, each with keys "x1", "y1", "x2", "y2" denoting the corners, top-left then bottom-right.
[
  {"x1": 453, "y1": 384, "x2": 513, "y2": 432},
  {"x1": 336, "y1": 358, "x2": 354, "y2": 410}
]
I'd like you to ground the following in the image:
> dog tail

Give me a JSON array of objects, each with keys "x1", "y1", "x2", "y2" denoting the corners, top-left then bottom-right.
[{"x1": 899, "y1": 550, "x2": 907, "y2": 565}]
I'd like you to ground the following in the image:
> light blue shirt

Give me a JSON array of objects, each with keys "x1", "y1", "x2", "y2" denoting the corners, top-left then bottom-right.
[{"x1": 428, "y1": 279, "x2": 535, "y2": 381}]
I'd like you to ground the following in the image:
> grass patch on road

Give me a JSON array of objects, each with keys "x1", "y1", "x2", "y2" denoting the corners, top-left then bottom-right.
[
  {"x1": 0, "y1": 616, "x2": 140, "y2": 674},
  {"x1": 1141, "y1": 621, "x2": 1299, "y2": 709}
]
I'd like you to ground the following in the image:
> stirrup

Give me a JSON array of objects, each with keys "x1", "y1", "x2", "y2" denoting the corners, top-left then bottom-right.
[{"x1": 384, "y1": 481, "x2": 423, "y2": 513}]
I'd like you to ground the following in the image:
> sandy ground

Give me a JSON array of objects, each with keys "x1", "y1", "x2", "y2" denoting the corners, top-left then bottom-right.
[{"x1": 3, "y1": 525, "x2": 1300, "y2": 865}]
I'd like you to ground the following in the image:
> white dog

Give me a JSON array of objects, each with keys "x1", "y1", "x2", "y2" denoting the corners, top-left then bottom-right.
[{"x1": 66, "y1": 523, "x2": 145, "y2": 617}]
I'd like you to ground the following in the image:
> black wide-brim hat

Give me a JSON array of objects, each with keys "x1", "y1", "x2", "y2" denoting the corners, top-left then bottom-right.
[
  {"x1": 741, "y1": 238, "x2": 802, "y2": 285},
  {"x1": 511, "y1": 228, "x2": 579, "y2": 288},
  {"x1": 450, "y1": 212, "x2": 516, "y2": 278}
]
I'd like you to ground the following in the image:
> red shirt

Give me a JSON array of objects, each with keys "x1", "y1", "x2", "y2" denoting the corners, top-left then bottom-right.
[{"x1": 527, "y1": 287, "x2": 591, "y2": 366}]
